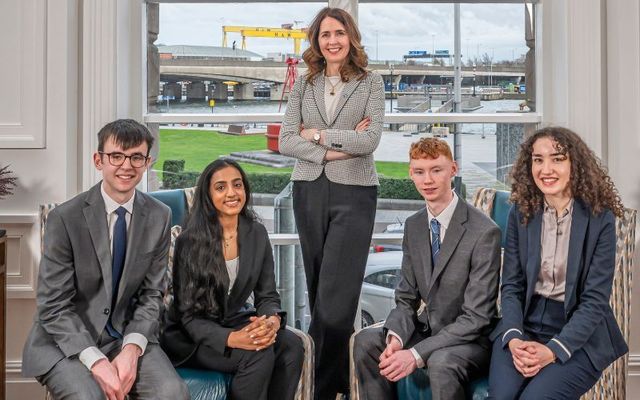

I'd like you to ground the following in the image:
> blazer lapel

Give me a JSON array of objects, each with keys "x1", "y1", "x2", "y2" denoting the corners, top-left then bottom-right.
[
  {"x1": 413, "y1": 210, "x2": 433, "y2": 292},
  {"x1": 328, "y1": 78, "x2": 363, "y2": 126},
  {"x1": 312, "y1": 74, "x2": 330, "y2": 126},
  {"x1": 524, "y1": 211, "x2": 542, "y2": 309},
  {"x1": 83, "y1": 184, "x2": 112, "y2": 301},
  {"x1": 116, "y1": 191, "x2": 148, "y2": 305},
  {"x1": 227, "y1": 217, "x2": 250, "y2": 310},
  {"x1": 564, "y1": 200, "x2": 588, "y2": 311},
  {"x1": 427, "y1": 200, "x2": 467, "y2": 298}
]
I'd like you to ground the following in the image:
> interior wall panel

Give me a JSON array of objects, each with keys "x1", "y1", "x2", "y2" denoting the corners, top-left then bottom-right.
[{"x1": 0, "y1": 0, "x2": 46, "y2": 148}]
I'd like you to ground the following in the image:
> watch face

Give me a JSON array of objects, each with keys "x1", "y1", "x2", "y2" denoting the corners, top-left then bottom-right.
[{"x1": 314, "y1": 132, "x2": 321, "y2": 141}]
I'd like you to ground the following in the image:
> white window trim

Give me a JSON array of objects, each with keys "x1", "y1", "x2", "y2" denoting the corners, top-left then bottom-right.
[{"x1": 143, "y1": 112, "x2": 542, "y2": 125}]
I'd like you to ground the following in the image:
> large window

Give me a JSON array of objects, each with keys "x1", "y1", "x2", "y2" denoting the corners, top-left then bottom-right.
[{"x1": 143, "y1": 0, "x2": 540, "y2": 330}]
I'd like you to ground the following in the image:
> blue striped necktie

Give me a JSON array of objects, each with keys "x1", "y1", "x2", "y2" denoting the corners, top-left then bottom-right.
[
  {"x1": 106, "y1": 206, "x2": 127, "y2": 339},
  {"x1": 430, "y1": 218, "x2": 441, "y2": 267}
]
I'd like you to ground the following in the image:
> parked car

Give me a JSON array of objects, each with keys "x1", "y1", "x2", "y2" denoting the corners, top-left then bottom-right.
[
  {"x1": 384, "y1": 222, "x2": 404, "y2": 234},
  {"x1": 368, "y1": 221, "x2": 405, "y2": 253},
  {"x1": 360, "y1": 251, "x2": 403, "y2": 327}
]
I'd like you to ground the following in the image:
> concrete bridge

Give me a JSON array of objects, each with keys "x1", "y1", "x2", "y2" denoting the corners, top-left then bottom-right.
[{"x1": 159, "y1": 58, "x2": 525, "y2": 101}]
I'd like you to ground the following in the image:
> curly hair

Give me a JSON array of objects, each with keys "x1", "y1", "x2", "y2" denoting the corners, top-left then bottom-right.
[
  {"x1": 510, "y1": 126, "x2": 624, "y2": 223},
  {"x1": 303, "y1": 7, "x2": 368, "y2": 84},
  {"x1": 409, "y1": 137, "x2": 453, "y2": 161}
]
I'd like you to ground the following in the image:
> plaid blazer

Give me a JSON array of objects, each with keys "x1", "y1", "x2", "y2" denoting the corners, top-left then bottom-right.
[{"x1": 279, "y1": 71, "x2": 385, "y2": 186}]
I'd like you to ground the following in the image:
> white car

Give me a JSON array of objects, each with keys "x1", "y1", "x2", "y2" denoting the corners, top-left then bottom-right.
[{"x1": 360, "y1": 251, "x2": 403, "y2": 327}]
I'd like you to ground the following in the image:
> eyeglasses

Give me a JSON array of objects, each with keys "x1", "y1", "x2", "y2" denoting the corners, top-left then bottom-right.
[{"x1": 99, "y1": 152, "x2": 149, "y2": 168}]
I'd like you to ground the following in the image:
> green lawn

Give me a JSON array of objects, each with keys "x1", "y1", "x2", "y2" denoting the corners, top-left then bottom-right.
[{"x1": 155, "y1": 128, "x2": 409, "y2": 179}]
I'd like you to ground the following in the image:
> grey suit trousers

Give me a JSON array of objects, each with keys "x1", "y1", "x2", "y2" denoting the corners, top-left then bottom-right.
[
  {"x1": 353, "y1": 327, "x2": 490, "y2": 400},
  {"x1": 38, "y1": 333, "x2": 188, "y2": 400}
]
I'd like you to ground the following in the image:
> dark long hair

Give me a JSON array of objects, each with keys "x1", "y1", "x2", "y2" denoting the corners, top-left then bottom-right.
[
  {"x1": 303, "y1": 7, "x2": 368, "y2": 83},
  {"x1": 175, "y1": 159, "x2": 257, "y2": 318},
  {"x1": 510, "y1": 126, "x2": 624, "y2": 224}
]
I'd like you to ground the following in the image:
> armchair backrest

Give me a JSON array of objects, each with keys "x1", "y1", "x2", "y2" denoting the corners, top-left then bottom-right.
[
  {"x1": 148, "y1": 187, "x2": 196, "y2": 228},
  {"x1": 471, "y1": 187, "x2": 511, "y2": 248},
  {"x1": 472, "y1": 187, "x2": 637, "y2": 400}
]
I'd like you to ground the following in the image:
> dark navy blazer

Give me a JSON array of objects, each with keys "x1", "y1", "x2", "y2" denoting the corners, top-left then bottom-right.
[{"x1": 491, "y1": 199, "x2": 628, "y2": 371}]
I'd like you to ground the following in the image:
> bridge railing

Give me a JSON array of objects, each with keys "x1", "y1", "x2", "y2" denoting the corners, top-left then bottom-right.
[{"x1": 144, "y1": 112, "x2": 541, "y2": 125}]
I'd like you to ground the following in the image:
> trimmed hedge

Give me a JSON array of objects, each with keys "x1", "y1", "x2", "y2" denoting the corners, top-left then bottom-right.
[
  {"x1": 160, "y1": 159, "x2": 464, "y2": 200},
  {"x1": 378, "y1": 176, "x2": 423, "y2": 200},
  {"x1": 246, "y1": 173, "x2": 290, "y2": 194}
]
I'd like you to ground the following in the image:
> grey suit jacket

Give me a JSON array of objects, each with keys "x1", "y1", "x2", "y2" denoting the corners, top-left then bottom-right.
[
  {"x1": 279, "y1": 71, "x2": 385, "y2": 186},
  {"x1": 22, "y1": 183, "x2": 172, "y2": 377},
  {"x1": 384, "y1": 199, "x2": 502, "y2": 361}
]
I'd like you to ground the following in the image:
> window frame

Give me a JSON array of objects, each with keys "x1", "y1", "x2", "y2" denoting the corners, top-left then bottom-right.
[{"x1": 142, "y1": 0, "x2": 543, "y2": 127}]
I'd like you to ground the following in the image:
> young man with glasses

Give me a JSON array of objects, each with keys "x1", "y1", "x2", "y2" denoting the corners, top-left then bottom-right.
[{"x1": 22, "y1": 119, "x2": 188, "y2": 400}]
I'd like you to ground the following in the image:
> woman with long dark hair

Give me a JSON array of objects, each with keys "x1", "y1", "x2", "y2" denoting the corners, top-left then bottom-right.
[
  {"x1": 278, "y1": 7, "x2": 385, "y2": 399},
  {"x1": 488, "y1": 127, "x2": 628, "y2": 399},
  {"x1": 161, "y1": 159, "x2": 304, "y2": 400}
]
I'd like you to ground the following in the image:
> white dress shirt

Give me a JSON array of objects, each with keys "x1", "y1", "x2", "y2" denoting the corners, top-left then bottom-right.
[
  {"x1": 388, "y1": 191, "x2": 459, "y2": 368},
  {"x1": 78, "y1": 184, "x2": 147, "y2": 370}
]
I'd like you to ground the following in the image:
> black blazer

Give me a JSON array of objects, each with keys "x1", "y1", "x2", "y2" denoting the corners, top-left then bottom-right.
[
  {"x1": 161, "y1": 216, "x2": 284, "y2": 366},
  {"x1": 491, "y1": 200, "x2": 628, "y2": 371}
]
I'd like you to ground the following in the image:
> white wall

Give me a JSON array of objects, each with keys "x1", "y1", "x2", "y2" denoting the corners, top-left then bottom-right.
[
  {"x1": 0, "y1": 0, "x2": 78, "y2": 397},
  {"x1": 538, "y1": 0, "x2": 640, "y2": 391},
  {"x1": 0, "y1": 0, "x2": 144, "y2": 397},
  {"x1": 606, "y1": 0, "x2": 640, "y2": 392}
]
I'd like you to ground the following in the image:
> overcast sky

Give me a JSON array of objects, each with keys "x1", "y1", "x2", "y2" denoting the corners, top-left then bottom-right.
[{"x1": 157, "y1": 2, "x2": 529, "y2": 62}]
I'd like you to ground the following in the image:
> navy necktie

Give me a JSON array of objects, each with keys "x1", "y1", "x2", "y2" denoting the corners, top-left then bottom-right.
[
  {"x1": 106, "y1": 206, "x2": 127, "y2": 338},
  {"x1": 430, "y1": 218, "x2": 441, "y2": 267}
]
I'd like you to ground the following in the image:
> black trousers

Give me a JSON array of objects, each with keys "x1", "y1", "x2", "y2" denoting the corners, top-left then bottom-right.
[
  {"x1": 488, "y1": 296, "x2": 601, "y2": 400},
  {"x1": 185, "y1": 328, "x2": 304, "y2": 400},
  {"x1": 293, "y1": 173, "x2": 377, "y2": 400}
]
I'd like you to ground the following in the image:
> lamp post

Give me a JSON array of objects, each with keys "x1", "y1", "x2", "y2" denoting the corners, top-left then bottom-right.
[
  {"x1": 389, "y1": 64, "x2": 394, "y2": 113},
  {"x1": 472, "y1": 64, "x2": 476, "y2": 97},
  {"x1": 432, "y1": 34, "x2": 435, "y2": 56}
]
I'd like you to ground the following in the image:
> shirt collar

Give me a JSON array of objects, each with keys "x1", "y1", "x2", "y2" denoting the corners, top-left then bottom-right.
[
  {"x1": 427, "y1": 190, "x2": 459, "y2": 229},
  {"x1": 543, "y1": 198, "x2": 574, "y2": 219},
  {"x1": 101, "y1": 182, "x2": 135, "y2": 215}
]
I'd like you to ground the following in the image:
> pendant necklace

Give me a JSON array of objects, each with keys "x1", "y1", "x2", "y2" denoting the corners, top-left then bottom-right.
[
  {"x1": 223, "y1": 230, "x2": 236, "y2": 251},
  {"x1": 327, "y1": 76, "x2": 341, "y2": 96}
]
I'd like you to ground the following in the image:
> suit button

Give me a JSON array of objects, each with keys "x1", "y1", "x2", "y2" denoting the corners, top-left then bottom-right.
[{"x1": 103, "y1": 308, "x2": 110, "y2": 315}]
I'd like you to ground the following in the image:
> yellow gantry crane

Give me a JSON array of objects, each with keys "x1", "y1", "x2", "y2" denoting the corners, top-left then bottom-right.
[{"x1": 222, "y1": 25, "x2": 307, "y2": 55}]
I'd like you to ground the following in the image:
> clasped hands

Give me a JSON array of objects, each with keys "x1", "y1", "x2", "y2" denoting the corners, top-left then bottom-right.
[
  {"x1": 227, "y1": 314, "x2": 281, "y2": 352},
  {"x1": 378, "y1": 335, "x2": 418, "y2": 382},
  {"x1": 91, "y1": 343, "x2": 142, "y2": 400},
  {"x1": 508, "y1": 338, "x2": 556, "y2": 378}
]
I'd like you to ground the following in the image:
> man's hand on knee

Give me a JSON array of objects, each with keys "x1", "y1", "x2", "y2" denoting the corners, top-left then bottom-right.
[
  {"x1": 91, "y1": 358, "x2": 124, "y2": 400},
  {"x1": 111, "y1": 344, "x2": 141, "y2": 396},
  {"x1": 378, "y1": 349, "x2": 417, "y2": 382}
]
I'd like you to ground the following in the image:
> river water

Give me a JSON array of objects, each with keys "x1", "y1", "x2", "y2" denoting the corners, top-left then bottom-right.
[{"x1": 152, "y1": 97, "x2": 525, "y2": 135}]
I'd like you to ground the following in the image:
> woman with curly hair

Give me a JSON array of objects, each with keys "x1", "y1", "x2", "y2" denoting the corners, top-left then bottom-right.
[
  {"x1": 488, "y1": 127, "x2": 628, "y2": 399},
  {"x1": 279, "y1": 6, "x2": 385, "y2": 399},
  {"x1": 161, "y1": 159, "x2": 303, "y2": 400}
]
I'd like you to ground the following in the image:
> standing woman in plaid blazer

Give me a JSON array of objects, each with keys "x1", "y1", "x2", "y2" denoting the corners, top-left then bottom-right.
[{"x1": 279, "y1": 7, "x2": 385, "y2": 400}]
